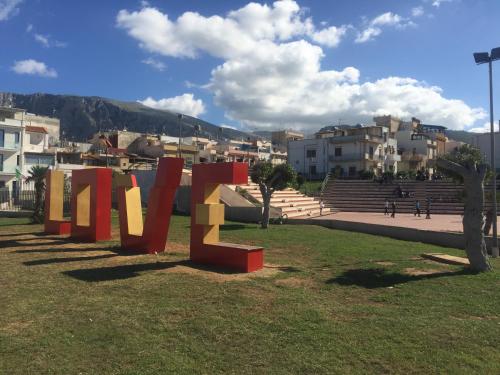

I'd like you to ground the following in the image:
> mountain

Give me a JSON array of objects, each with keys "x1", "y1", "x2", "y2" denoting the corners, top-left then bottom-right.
[
  {"x1": 0, "y1": 92, "x2": 255, "y2": 143},
  {"x1": 445, "y1": 129, "x2": 477, "y2": 144}
]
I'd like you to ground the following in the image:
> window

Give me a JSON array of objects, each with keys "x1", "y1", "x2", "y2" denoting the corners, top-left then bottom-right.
[
  {"x1": 309, "y1": 165, "x2": 317, "y2": 175},
  {"x1": 0, "y1": 154, "x2": 3, "y2": 171},
  {"x1": 25, "y1": 154, "x2": 55, "y2": 166},
  {"x1": 0, "y1": 130, "x2": 4, "y2": 148},
  {"x1": 335, "y1": 147, "x2": 342, "y2": 156},
  {"x1": 348, "y1": 166, "x2": 356, "y2": 176},
  {"x1": 306, "y1": 149, "x2": 316, "y2": 158},
  {"x1": 14, "y1": 132, "x2": 20, "y2": 145},
  {"x1": 369, "y1": 146, "x2": 374, "y2": 158},
  {"x1": 16, "y1": 155, "x2": 20, "y2": 166}
]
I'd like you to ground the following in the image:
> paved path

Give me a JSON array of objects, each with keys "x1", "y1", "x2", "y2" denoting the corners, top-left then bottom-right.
[{"x1": 311, "y1": 212, "x2": 499, "y2": 234}]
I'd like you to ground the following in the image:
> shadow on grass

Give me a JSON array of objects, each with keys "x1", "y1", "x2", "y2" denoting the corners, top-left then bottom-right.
[
  {"x1": 63, "y1": 260, "x2": 191, "y2": 282},
  {"x1": 62, "y1": 258, "x2": 289, "y2": 282},
  {"x1": 327, "y1": 267, "x2": 474, "y2": 289},
  {"x1": 1, "y1": 238, "x2": 68, "y2": 249},
  {"x1": 23, "y1": 254, "x2": 118, "y2": 266}
]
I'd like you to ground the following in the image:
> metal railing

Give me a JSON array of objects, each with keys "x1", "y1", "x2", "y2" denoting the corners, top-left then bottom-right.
[
  {"x1": 320, "y1": 172, "x2": 332, "y2": 197},
  {"x1": 0, "y1": 189, "x2": 71, "y2": 212}
]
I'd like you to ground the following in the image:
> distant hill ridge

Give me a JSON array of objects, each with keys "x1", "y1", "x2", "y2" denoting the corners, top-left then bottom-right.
[{"x1": 0, "y1": 92, "x2": 255, "y2": 143}]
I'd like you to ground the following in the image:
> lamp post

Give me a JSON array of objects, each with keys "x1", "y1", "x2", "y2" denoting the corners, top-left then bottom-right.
[
  {"x1": 474, "y1": 47, "x2": 500, "y2": 258},
  {"x1": 177, "y1": 113, "x2": 183, "y2": 158}
]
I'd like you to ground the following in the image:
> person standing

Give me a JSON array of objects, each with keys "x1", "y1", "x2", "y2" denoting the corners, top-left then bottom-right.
[
  {"x1": 391, "y1": 201, "x2": 396, "y2": 218},
  {"x1": 425, "y1": 197, "x2": 431, "y2": 219},
  {"x1": 414, "y1": 200, "x2": 421, "y2": 217},
  {"x1": 319, "y1": 200, "x2": 325, "y2": 216},
  {"x1": 384, "y1": 199, "x2": 389, "y2": 215}
]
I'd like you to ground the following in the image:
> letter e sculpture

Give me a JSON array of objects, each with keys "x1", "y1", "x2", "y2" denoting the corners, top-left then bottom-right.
[{"x1": 190, "y1": 162, "x2": 264, "y2": 272}]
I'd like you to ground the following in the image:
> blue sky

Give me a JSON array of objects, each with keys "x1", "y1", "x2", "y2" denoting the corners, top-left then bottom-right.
[{"x1": 1, "y1": 0, "x2": 499, "y2": 133}]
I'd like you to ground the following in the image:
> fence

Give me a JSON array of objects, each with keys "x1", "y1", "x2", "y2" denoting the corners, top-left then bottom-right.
[{"x1": 0, "y1": 189, "x2": 71, "y2": 212}]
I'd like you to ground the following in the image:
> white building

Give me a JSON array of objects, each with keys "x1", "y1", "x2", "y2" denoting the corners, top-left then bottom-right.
[
  {"x1": 0, "y1": 108, "x2": 57, "y2": 190},
  {"x1": 288, "y1": 125, "x2": 400, "y2": 179},
  {"x1": 472, "y1": 132, "x2": 500, "y2": 171}
]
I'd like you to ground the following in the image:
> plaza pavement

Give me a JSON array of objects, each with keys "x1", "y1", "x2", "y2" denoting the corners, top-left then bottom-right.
[{"x1": 311, "y1": 212, "x2": 499, "y2": 234}]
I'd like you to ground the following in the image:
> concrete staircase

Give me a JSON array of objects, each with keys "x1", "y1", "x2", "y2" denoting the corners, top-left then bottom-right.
[
  {"x1": 323, "y1": 179, "x2": 466, "y2": 214},
  {"x1": 237, "y1": 180, "x2": 332, "y2": 218}
]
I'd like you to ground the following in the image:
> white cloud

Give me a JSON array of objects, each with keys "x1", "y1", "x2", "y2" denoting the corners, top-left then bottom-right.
[
  {"x1": 33, "y1": 33, "x2": 67, "y2": 48},
  {"x1": 11, "y1": 59, "x2": 58, "y2": 78},
  {"x1": 310, "y1": 25, "x2": 348, "y2": 48},
  {"x1": 34, "y1": 33, "x2": 49, "y2": 47},
  {"x1": 139, "y1": 93, "x2": 205, "y2": 117},
  {"x1": 428, "y1": 0, "x2": 455, "y2": 7},
  {"x1": 0, "y1": 0, "x2": 22, "y2": 21},
  {"x1": 469, "y1": 122, "x2": 494, "y2": 133},
  {"x1": 119, "y1": 2, "x2": 485, "y2": 131},
  {"x1": 116, "y1": 0, "x2": 348, "y2": 59},
  {"x1": 141, "y1": 57, "x2": 166, "y2": 71},
  {"x1": 411, "y1": 6, "x2": 424, "y2": 17},
  {"x1": 26, "y1": 23, "x2": 32, "y2": 32},
  {"x1": 355, "y1": 11, "x2": 415, "y2": 43}
]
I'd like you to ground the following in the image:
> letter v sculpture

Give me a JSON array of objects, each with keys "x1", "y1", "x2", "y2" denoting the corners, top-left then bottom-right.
[{"x1": 116, "y1": 157, "x2": 183, "y2": 253}]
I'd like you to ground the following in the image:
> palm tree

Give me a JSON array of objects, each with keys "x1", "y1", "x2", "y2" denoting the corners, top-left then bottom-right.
[{"x1": 25, "y1": 166, "x2": 49, "y2": 223}]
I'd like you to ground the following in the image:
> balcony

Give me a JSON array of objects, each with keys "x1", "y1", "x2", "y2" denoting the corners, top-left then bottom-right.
[
  {"x1": 328, "y1": 134, "x2": 384, "y2": 144},
  {"x1": 384, "y1": 154, "x2": 402, "y2": 163},
  {"x1": 0, "y1": 143, "x2": 20, "y2": 152},
  {"x1": 0, "y1": 165, "x2": 17, "y2": 175},
  {"x1": 329, "y1": 153, "x2": 375, "y2": 162}
]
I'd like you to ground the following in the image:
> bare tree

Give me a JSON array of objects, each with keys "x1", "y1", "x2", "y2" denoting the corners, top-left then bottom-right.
[{"x1": 436, "y1": 158, "x2": 492, "y2": 272}]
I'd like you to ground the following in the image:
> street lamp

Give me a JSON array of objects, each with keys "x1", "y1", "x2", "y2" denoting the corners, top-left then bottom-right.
[{"x1": 474, "y1": 47, "x2": 500, "y2": 258}]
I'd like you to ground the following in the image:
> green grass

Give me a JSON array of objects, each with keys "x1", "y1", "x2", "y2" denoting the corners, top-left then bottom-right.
[
  {"x1": 0, "y1": 216, "x2": 32, "y2": 227},
  {"x1": 298, "y1": 180, "x2": 323, "y2": 196},
  {"x1": 1, "y1": 215, "x2": 500, "y2": 374}
]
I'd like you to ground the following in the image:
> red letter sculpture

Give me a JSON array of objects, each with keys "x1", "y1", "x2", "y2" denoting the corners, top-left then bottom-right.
[
  {"x1": 190, "y1": 162, "x2": 264, "y2": 273},
  {"x1": 44, "y1": 170, "x2": 71, "y2": 234},
  {"x1": 70, "y1": 168, "x2": 112, "y2": 242},
  {"x1": 116, "y1": 157, "x2": 183, "y2": 253}
]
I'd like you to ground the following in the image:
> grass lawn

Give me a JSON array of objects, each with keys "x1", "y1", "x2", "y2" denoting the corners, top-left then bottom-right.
[
  {"x1": 1, "y1": 214, "x2": 500, "y2": 374},
  {"x1": 299, "y1": 180, "x2": 323, "y2": 196}
]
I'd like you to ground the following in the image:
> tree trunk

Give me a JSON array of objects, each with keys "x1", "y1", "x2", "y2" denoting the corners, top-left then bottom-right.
[
  {"x1": 436, "y1": 159, "x2": 491, "y2": 272},
  {"x1": 463, "y1": 176, "x2": 491, "y2": 272},
  {"x1": 33, "y1": 182, "x2": 44, "y2": 223},
  {"x1": 260, "y1": 184, "x2": 272, "y2": 229}
]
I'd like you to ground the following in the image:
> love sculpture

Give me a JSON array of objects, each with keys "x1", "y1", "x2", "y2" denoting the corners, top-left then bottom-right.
[{"x1": 43, "y1": 160, "x2": 264, "y2": 273}]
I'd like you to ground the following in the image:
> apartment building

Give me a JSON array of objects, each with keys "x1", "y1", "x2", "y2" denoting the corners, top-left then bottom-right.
[
  {"x1": 288, "y1": 125, "x2": 400, "y2": 179},
  {"x1": 0, "y1": 108, "x2": 56, "y2": 189}
]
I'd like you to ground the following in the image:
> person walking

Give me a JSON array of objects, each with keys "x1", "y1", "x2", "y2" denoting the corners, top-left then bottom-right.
[
  {"x1": 425, "y1": 197, "x2": 431, "y2": 219},
  {"x1": 391, "y1": 201, "x2": 396, "y2": 218},
  {"x1": 384, "y1": 199, "x2": 389, "y2": 215},
  {"x1": 414, "y1": 200, "x2": 421, "y2": 217},
  {"x1": 319, "y1": 200, "x2": 325, "y2": 216}
]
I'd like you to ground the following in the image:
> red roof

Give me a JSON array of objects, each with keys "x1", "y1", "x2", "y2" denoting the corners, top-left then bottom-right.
[{"x1": 26, "y1": 125, "x2": 48, "y2": 134}]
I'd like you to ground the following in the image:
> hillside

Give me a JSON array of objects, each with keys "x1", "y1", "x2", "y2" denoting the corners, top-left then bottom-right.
[
  {"x1": 445, "y1": 129, "x2": 476, "y2": 144},
  {"x1": 0, "y1": 92, "x2": 254, "y2": 142}
]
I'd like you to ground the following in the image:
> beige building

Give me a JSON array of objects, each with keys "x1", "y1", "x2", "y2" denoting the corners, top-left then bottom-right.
[{"x1": 272, "y1": 129, "x2": 304, "y2": 148}]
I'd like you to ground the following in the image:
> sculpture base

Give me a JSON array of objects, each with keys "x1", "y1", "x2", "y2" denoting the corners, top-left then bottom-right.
[
  {"x1": 191, "y1": 242, "x2": 264, "y2": 273},
  {"x1": 44, "y1": 220, "x2": 71, "y2": 235}
]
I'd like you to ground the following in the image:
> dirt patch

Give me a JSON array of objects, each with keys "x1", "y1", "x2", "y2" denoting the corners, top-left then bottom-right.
[
  {"x1": 1, "y1": 320, "x2": 33, "y2": 334},
  {"x1": 374, "y1": 261, "x2": 395, "y2": 266},
  {"x1": 404, "y1": 267, "x2": 453, "y2": 276},
  {"x1": 165, "y1": 263, "x2": 287, "y2": 283},
  {"x1": 274, "y1": 277, "x2": 315, "y2": 288}
]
